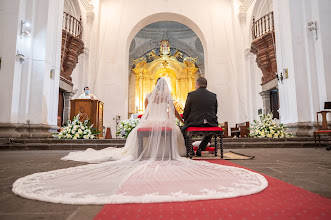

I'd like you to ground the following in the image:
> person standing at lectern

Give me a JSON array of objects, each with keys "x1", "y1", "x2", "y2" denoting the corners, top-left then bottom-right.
[{"x1": 78, "y1": 86, "x2": 97, "y2": 99}]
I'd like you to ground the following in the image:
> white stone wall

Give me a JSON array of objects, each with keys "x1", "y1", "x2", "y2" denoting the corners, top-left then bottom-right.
[
  {"x1": 274, "y1": 0, "x2": 331, "y2": 124},
  {"x1": 0, "y1": 0, "x2": 64, "y2": 126}
]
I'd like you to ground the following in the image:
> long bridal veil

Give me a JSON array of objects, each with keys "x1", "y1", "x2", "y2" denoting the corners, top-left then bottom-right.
[{"x1": 12, "y1": 78, "x2": 268, "y2": 204}]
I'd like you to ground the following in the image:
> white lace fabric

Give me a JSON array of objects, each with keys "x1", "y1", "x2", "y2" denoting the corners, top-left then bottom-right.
[{"x1": 12, "y1": 78, "x2": 268, "y2": 204}]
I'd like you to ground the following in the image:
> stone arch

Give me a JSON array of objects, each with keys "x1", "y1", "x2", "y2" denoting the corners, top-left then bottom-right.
[
  {"x1": 126, "y1": 13, "x2": 207, "y2": 114},
  {"x1": 126, "y1": 12, "x2": 208, "y2": 76}
]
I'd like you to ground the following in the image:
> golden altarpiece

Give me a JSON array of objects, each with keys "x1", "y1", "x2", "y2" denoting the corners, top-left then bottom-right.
[{"x1": 129, "y1": 40, "x2": 199, "y2": 114}]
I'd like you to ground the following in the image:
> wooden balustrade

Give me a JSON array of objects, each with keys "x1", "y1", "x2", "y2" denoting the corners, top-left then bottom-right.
[
  {"x1": 252, "y1": 12, "x2": 274, "y2": 40},
  {"x1": 62, "y1": 12, "x2": 82, "y2": 39},
  {"x1": 60, "y1": 12, "x2": 84, "y2": 84},
  {"x1": 250, "y1": 11, "x2": 277, "y2": 85}
]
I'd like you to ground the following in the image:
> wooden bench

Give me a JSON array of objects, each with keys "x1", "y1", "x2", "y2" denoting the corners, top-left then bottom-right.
[
  {"x1": 137, "y1": 127, "x2": 173, "y2": 159},
  {"x1": 219, "y1": 121, "x2": 229, "y2": 137},
  {"x1": 231, "y1": 121, "x2": 250, "y2": 138},
  {"x1": 186, "y1": 127, "x2": 224, "y2": 159}
]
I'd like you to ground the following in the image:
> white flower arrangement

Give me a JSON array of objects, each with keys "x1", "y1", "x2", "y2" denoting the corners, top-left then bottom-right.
[
  {"x1": 116, "y1": 118, "x2": 140, "y2": 138},
  {"x1": 249, "y1": 113, "x2": 292, "y2": 138},
  {"x1": 53, "y1": 114, "x2": 100, "y2": 139}
]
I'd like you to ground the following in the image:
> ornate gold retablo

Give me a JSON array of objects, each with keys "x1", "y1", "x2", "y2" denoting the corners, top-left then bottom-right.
[{"x1": 131, "y1": 40, "x2": 198, "y2": 114}]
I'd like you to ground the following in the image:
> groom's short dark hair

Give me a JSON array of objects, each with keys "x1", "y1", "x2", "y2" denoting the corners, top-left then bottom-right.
[{"x1": 196, "y1": 77, "x2": 207, "y2": 88}]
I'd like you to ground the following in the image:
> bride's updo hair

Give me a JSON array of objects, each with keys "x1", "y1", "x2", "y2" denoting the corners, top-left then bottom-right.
[
  {"x1": 154, "y1": 77, "x2": 170, "y2": 96},
  {"x1": 155, "y1": 77, "x2": 164, "y2": 90}
]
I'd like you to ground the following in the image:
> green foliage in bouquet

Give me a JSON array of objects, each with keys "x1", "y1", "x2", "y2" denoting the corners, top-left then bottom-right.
[
  {"x1": 116, "y1": 118, "x2": 140, "y2": 138},
  {"x1": 53, "y1": 114, "x2": 101, "y2": 139},
  {"x1": 176, "y1": 119, "x2": 184, "y2": 127},
  {"x1": 249, "y1": 113, "x2": 292, "y2": 138}
]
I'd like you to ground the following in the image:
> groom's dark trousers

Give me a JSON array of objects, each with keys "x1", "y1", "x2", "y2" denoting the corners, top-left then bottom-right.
[{"x1": 181, "y1": 87, "x2": 218, "y2": 151}]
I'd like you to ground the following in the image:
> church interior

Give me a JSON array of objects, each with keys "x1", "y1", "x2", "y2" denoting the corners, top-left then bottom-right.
[{"x1": 0, "y1": 0, "x2": 331, "y2": 219}]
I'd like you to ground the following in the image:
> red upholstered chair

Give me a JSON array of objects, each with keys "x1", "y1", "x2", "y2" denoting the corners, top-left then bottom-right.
[
  {"x1": 314, "y1": 111, "x2": 331, "y2": 148},
  {"x1": 186, "y1": 127, "x2": 224, "y2": 159},
  {"x1": 137, "y1": 127, "x2": 173, "y2": 158}
]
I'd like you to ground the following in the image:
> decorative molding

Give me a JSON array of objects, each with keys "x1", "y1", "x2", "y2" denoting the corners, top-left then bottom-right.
[
  {"x1": 261, "y1": 78, "x2": 278, "y2": 92},
  {"x1": 129, "y1": 39, "x2": 136, "y2": 52},
  {"x1": 86, "y1": 11, "x2": 95, "y2": 25},
  {"x1": 244, "y1": 48, "x2": 252, "y2": 57},
  {"x1": 238, "y1": 0, "x2": 255, "y2": 20},
  {"x1": 195, "y1": 38, "x2": 204, "y2": 53},
  {"x1": 0, "y1": 123, "x2": 59, "y2": 138},
  {"x1": 79, "y1": 0, "x2": 94, "y2": 11},
  {"x1": 135, "y1": 28, "x2": 197, "y2": 40},
  {"x1": 239, "y1": 0, "x2": 255, "y2": 14},
  {"x1": 286, "y1": 122, "x2": 319, "y2": 137}
]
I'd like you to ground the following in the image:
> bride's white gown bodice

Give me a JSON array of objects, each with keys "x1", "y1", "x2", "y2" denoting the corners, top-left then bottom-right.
[{"x1": 12, "y1": 78, "x2": 268, "y2": 204}]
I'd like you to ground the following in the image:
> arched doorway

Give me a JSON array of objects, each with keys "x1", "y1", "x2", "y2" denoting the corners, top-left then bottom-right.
[{"x1": 127, "y1": 20, "x2": 205, "y2": 115}]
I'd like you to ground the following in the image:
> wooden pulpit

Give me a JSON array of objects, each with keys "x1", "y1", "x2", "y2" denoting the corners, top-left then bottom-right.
[{"x1": 70, "y1": 99, "x2": 104, "y2": 138}]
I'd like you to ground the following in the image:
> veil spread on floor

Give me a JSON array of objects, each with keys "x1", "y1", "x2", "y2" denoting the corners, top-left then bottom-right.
[{"x1": 12, "y1": 78, "x2": 268, "y2": 204}]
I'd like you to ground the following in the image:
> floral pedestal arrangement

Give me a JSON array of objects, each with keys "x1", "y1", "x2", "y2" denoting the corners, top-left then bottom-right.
[
  {"x1": 53, "y1": 115, "x2": 100, "y2": 139},
  {"x1": 249, "y1": 113, "x2": 292, "y2": 138}
]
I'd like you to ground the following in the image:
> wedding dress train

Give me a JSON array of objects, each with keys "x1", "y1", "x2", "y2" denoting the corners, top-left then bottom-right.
[{"x1": 12, "y1": 78, "x2": 268, "y2": 204}]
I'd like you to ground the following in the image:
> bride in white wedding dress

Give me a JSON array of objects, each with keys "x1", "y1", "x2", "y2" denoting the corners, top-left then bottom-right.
[{"x1": 13, "y1": 78, "x2": 268, "y2": 204}]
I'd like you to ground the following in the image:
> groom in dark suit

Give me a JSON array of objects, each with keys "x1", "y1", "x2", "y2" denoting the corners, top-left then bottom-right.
[{"x1": 182, "y1": 77, "x2": 218, "y2": 156}]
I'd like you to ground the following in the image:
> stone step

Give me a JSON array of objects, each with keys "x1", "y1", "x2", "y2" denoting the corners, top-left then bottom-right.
[
  {"x1": 0, "y1": 141, "x2": 322, "y2": 151},
  {"x1": 0, "y1": 138, "x2": 126, "y2": 144},
  {"x1": 193, "y1": 137, "x2": 328, "y2": 142},
  {"x1": 222, "y1": 141, "x2": 317, "y2": 148},
  {"x1": 0, "y1": 136, "x2": 326, "y2": 144},
  {"x1": 0, "y1": 142, "x2": 125, "y2": 150},
  {"x1": 0, "y1": 137, "x2": 327, "y2": 150}
]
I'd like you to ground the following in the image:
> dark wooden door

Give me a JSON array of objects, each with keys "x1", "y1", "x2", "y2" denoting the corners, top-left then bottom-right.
[
  {"x1": 270, "y1": 89, "x2": 279, "y2": 119},
  {"x1": 57, "y1": 90, "x2": 64, "y2": 126}
]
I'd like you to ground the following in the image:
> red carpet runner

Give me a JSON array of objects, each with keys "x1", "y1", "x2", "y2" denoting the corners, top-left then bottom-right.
[{"x1": 94, "y1": 160, "x2": 331, "y2": 220}]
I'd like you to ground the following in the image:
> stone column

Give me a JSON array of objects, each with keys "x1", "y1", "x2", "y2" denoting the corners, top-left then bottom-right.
[{"x1": 259, "y1": 91, "x2": 271, "y2": 115}]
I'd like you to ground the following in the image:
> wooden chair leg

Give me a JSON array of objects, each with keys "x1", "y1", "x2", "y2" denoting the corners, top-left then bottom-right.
[
  {"x1": 220, "y1": 132, "x2": 224, "y2": 159},
  {"x1": 169, "y1": 131, "x2": 173, "y2": 160},
  {"x1": 186, "y1": 132, "x2": 194, "y2": 159},
  {"x1": 138, "y1": 134, "x2": 143, "y2": 158},
  {"x1": 318, "y1": 134, "x2": 321, "y2": 148},
  {"x1": 214, "y1": 135, "x2": 217, "y2": 157},
  {"x1": 314, "y1": 133, "x2": 317, "y2": 149}
]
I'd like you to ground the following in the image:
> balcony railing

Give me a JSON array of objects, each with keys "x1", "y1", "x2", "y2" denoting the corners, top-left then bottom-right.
[
  {"x1": 252, "y1": 12, "x2": 274, "y2": 40},
  {"x1": 62, "y1": 12, "x2": 82, "y2": 39}
]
